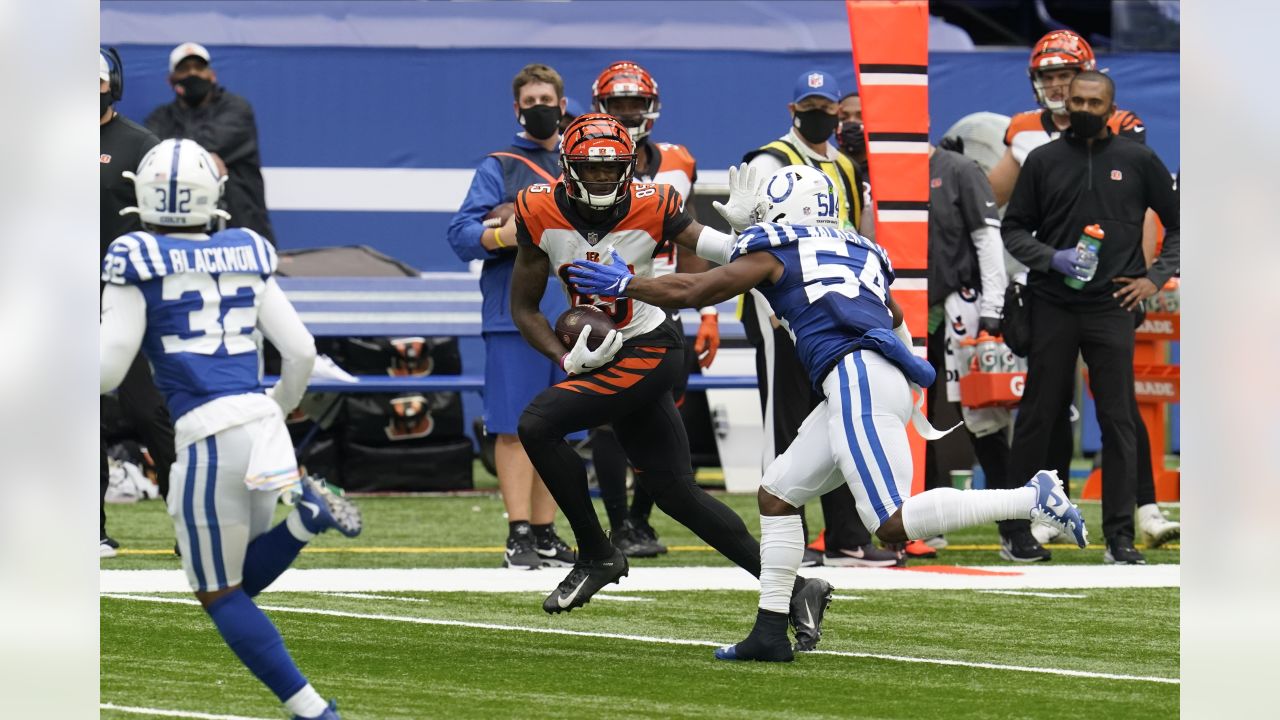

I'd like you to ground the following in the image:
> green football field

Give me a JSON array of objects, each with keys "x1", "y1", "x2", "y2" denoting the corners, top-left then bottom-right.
[{"x1": 100, "y1": 489, "x2": 1180, "y2": 719}]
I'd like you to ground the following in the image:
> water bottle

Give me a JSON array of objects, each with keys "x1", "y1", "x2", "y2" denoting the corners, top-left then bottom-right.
[
  {"x1": 998, "y1": 341, "x2": 1018, "y2": 373},
  {"x1": 976, "y1": 334, "x2": 1000, "y2": 373},
  {"x1": 1064, "y1": 224, "x2": 1104, "y2": 290}
]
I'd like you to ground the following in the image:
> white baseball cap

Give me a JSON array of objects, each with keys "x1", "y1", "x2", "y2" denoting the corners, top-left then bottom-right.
[
  {"x1": 168, "y1": 42, "x2": 211, "y2": 73},
  {"x1": 99, "y1": 52, "x2": 110, "y2": 83}
]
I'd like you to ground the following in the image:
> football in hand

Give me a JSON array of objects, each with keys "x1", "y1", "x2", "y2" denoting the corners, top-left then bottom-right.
[
  {"x1": 555, "y1": 305, "x2": 616, "y2": 351},
  {"x1": 483, "y1": 202, "x2": 516, "y2": 228}
]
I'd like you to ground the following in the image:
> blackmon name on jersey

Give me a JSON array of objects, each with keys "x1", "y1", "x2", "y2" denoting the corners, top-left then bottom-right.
[
  {"x1": 515, "y1": 180, "x2": 691, "y2": 343},
  {"x1": 731, "y1": 223, "x2": 896, "y2": 387},
  {"x1": 101, "y1": 228, "x2": 278, "y2": 419}
]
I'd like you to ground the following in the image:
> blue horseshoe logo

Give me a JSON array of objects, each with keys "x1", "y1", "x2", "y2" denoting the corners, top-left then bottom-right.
[{"x1": 766, "y1": 171, "x2": 796, "y2": 203}]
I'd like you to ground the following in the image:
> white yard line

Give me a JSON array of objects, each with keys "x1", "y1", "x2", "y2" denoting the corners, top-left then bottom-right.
[
  {"x1": 320, "y1": 591, "x2": 430, "y2": 603},
  {"x1": 101, "y1": 593, "x2": 1178, "y2": 685},
  {"x1": 99, "y1": 703, "x2": 276, "y2": 720},
  {"x1": 100, "y1": 564, "x2": 1179, "y2": 594},
  {"x1": 592, "y1": 593, "x2": 654, "y2": 602},
  {"x1": 978, "y1": 590, "x2": 1089, "y2": 599},
  {"x1": 831, "y1": 595, "x2": 867, "y2": 600}
]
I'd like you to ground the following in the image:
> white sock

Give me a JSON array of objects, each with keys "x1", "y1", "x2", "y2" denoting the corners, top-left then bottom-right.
[
  {"x1": 900, "y1": 487, "x2": 1036, "y2": 539},
  {"x1": 286, "y1": 508, "x2": 317, "y2": 542},
  {"x1": 283, "y1": 683, "x2": 328, "y2": 718},
  {"x1": 759, "y1": 514, "x2": 805, "y2": 614}
]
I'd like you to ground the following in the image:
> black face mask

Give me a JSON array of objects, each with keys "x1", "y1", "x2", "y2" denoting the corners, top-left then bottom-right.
[
  {"x1": 1069, "y1": 110, "x2": 1107, "y2": 139},
  {"x1": 838, "y1": 120, "x2": 866, "y2": 159},
  {"x1": 100, "y1": 92, "x2": 112, "y2": 118},
  {"x1": 519, "y1": 104, "x2": 562, "y2": 140},
  {"x1": 793, "y1": 109, "x2": 839, "y2": 145},
  {"x1": 176, "y1": 75, "x2": 212, "y2": 107}
]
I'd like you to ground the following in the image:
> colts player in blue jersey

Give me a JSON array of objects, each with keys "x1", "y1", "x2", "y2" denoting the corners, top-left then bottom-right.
[
  {"x1": 99, "y1": 139, "x2": 359, "y2": 718},
  {"x1": 569, "y1": 164, "x2": 1089, "y2": 662}
]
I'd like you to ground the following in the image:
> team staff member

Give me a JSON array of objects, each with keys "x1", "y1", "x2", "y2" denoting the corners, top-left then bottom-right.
[
  {"x1": 510, "y1": 115, "x2": 832, "y2": 651},
  {"x1": 145, "y1": 42, "x2": 274, "y2": 240},
  {"x1": 446, "y1": 64, "x2": 577, "y2": 570},
  {"x1": 741, "y1": 70, "x2": 897, "y2": 567},
  {"x1": 587, "y1": 60, "x2": 720, "y2": 557},
  {"x1": 923, "y1": 145, "x2": 1032, "y2": 558},
  {"x1": 99, "y1": 47, "x2": 169, "y2": 558},
  {"x1": 1002, "y1": 72, "x2": 1179, "y2": 565},
  {"x1": 989, "y1": 30, "x2": 1179, "y2": 550}
]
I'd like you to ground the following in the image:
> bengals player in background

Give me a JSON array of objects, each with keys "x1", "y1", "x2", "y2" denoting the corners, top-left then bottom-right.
[
  {"x1": 510, "y1": 114, "x2": 834, "y2": 651},
  {"x1": 985, "y1": 29, "x2": 1180, "y2": 555},
  {"x1": 586, "y1": 60, "x2": 718, "y2": 558}
]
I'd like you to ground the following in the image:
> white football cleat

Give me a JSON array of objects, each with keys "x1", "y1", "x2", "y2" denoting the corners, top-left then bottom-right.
[
  {"x1": 1137, "y1": 503, "x2": 1180, "y2": 548},
  {"x1": 1030, "y1": 523, "x2": 1066, "y2": 545}
]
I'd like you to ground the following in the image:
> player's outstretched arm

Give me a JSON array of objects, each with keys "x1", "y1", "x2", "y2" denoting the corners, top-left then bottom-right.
[
  {"x1": 510, "y1": 244, "x2": 565, "y2": 363},
  {"x1": 257, "y1": 277, "x2": 317, "y2": 415},
  {"x1": 100, "y1": 284, "x2": 147, "y2": 394},
  {"x1": 569, "y1": 249, "x2": 779, "y2": 310}
]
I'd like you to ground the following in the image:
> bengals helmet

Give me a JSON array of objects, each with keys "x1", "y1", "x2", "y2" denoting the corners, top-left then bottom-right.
[
  {"x1": 591, "y1": 61, "x2": 661, "y2": 143},
  {"x1": 560, "y1": 113, "x2": 637, "y2": 209},
  {"x1": 1027, "y1": 30, "x2": 1097, "y2": 113}
]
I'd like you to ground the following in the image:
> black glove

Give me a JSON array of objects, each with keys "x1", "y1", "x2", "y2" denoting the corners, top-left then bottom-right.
[{"x1": 978, "y1": 316, "x2": 1002, "y2": 336}]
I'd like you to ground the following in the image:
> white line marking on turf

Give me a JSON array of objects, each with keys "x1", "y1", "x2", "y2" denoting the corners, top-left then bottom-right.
[
  {"x1": 831, "y1": 595, "x2": 866, "y2": 600},
  {"x1": 593, "y1": 593, "x2": 654, "y2": 602},
  {"x1": 99, "y1": 703, "x2": 276, "y2": 720},
  {"x1": 978, "y1": 590, "x2": 1088, "y2": 599},
  {"x1": 101, "y1": 593, "x2": 1178, "y2": 685},
  {"x1": 321, "y1": 591, "x2": 430, "y2": 603},
  {"x1": 100, "y1": 564, "x2": 1179, "y2": 594}
]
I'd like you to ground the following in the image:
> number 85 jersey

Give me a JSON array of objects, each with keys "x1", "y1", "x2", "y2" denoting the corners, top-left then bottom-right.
[
  {"x1": 515, "y1": 181, "x2": 691, "y2": 342},
  {"x1": 102, "y1": 227, "x2": 277, "y2": 419},
  {"x1": 732, "y1": 223, "x2": 896, "y2": 387}
]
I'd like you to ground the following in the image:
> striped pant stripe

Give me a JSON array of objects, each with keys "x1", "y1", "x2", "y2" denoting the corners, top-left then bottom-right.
[
  {"x1": 181, "y1": 443, "x2": 206, "y2": 591},
  {"x1": 837, "y1": 356, "x2": 891, "y2": 523},
  {"x1": 203, "y1": 436, "x2": 227, "y2": 589},
  {"x1": 852, "y1": 351, "x2": 904, "y2": 508}
]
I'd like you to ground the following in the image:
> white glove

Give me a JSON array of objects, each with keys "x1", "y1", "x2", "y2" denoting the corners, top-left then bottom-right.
[
  {"x1": 560, "y1": 325, "x2": 624, "y2": 375},
  {"x1": 712, "y1": 163, "x2": 763, "y2": 232}
]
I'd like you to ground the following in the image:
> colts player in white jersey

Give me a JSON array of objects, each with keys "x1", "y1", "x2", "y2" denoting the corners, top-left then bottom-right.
[
  {"x1": 510, "y1": 115, "x2": 834, "y2": 647},
  {"x1": 568, "y1": 164, "x2": 1089, "y2": 661},
  {"x1": 99, "y1": 139, "x2": 360, "y2": 719}
]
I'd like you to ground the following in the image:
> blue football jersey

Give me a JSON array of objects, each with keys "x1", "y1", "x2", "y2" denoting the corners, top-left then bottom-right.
[
  {"x1": 102, "y1": 228, "x2": 277, "y2": 419},
  {"x1": 731, "y1": 223, "x2": 896, "y2": 387}
]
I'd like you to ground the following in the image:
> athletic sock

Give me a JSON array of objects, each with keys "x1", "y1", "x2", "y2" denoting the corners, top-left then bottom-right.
[
  {"x1": 727, "y1": 609, "x2": 794, "y2": 662},
  {"x1": 242, "y1": 516, "x2": 310, "y2": 596},
  {"x1": 508, "y1": 520, "x2": 532, "y2": 539},
  {"x1": 628, "y1": 483, "x2": 655, "y2": 523},
  {"x1": 758, "y1": 514, "x2": 804, "y2": 614},
  {"x1": 206, "y1": 589, "x2": 308, "y2": 703},
  {"x1": 901, "y1": 487, "x2": 1036, "y2": 540},
  {"x1": 283, "y1": 684, "x2": 329, "y2": 718},
  {"x1": 645, "y1": 472, "x2": 761, "y2": 575},
  {"x1": 530, "y1": 523, "x2": 555, "y2": 543}
]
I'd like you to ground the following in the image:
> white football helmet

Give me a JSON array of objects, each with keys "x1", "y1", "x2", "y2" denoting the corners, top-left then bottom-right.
[
  {"x1": 751, "y1": 164, "x2": 839, "y2": 227},
  {"x1": 120, "y1": 138, "x2": 228, "y2": 228}
]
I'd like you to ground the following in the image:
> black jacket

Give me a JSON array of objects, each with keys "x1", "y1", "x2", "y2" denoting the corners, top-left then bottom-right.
[
  {"x1": 145, "y1": 87, "x2": 274, "y2": 240},
  {"x1": 100, "y1": 112, "x2": 159, "y2": 257},
  {"x1": 1002, "y1": 129, "x2": 1179, "y2": 307}
]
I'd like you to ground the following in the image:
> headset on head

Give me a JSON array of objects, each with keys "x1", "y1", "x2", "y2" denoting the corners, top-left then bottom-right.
[{"x1": 101, "y1": 47, "x2": 124, "y2": 103}]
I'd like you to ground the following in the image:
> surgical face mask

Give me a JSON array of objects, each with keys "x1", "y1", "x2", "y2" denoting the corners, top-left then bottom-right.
[
  {"x1": 793, "y1": 108, "x2": 839, "y2": 145},
  {"x1": 519, "y1": 104, "x2": 562, "y2": 140},
  {"x1": 100, "y1": 92, "x2": 112, "y2": 118},
  {"x1": 1068, "y1": 110, "x2": 1107, "y2": 138},
  {"x1": 176, "y1": 75, "x2": 212, "y2": 106}
]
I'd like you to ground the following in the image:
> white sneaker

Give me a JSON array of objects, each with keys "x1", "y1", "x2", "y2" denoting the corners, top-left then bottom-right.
[
  {"x1": 1030, "y1": 523, "x2": 1066, "y2": 545},
  {"x1": 1137, "y1": 503, "x2": 1180, "y2": 548},
  {"x1": 99, "y1": 538, "x2": 118, "y2": 559}
]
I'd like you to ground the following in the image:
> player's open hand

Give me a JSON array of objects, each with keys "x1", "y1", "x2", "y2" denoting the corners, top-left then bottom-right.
[
  {"x1": 712, "y1": 163, "x2": 763, "y2": 232},
  {"x1": 1112, "y1": 276, "x2": 1158, "y2": 311},
  {"x1": 567, "y1": 249, "x2": 634, "y2": 298},
  {"x1": 561, "y1": 325, "x2": 624, "y2": 375}
]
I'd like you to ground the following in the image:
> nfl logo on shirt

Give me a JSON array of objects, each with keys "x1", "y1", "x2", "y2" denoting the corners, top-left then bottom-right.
[
  {"x1": 808, "y1": 72, "x2": 824, "y2": 88},
  {"x1": 1111, "y1": 170, "x2": 1123, "y2": 181}
]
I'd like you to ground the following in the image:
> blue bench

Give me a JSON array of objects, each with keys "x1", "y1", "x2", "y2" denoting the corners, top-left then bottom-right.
[{"x1": 276, "y1": 274, "x2": 759, "y2": 392}]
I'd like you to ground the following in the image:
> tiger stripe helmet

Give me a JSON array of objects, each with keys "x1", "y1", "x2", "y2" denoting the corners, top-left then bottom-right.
[
  {"x1": 1028, "y1": 30, "x2": 1097, "y2": 113},
  {"x1": 592, "y1": 61, "x2": 661, "y2": 143},
  {"x1": 560, "y1": 113, "x2": 637, "y2": 210}
]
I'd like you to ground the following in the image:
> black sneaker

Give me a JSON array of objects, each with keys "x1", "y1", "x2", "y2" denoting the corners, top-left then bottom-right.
[
  {"x1": 630, "y1": 517, "x2": 668, "y2": 555},
  {"x1": 534, "y1": 525, "x2": 577, "y2": 568},
  {"x1": 1103, "y1": 538, "x2": 1147, "y2": 565},
  {"x1": 542, "y1": 547, "x2": 629, "y2": 614},
  {"x1": 613, "y1": 519, "x2": 666, "y2": 558},
  {"x1": 789, "y1": 577, "x2": 834, "y2": 652},
  {"x1": 824, "y1": 543, "x2": 901, "y2": 568},
  {"x1": 800, "y1": 547, "x2": 824, "y2": 568},
  {"x1": 503, "y1": 528, "x2": 540, "y2": 570},
  {"x1": 714, "y1": 609, "x2": 794, "y2": 662},
  {"x1": 999, "y1": 529, "x2": 1052, "y2": 562}
]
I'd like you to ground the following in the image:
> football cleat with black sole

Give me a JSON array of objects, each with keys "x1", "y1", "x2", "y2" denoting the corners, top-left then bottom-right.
[
  {"x1": 535, "y1": 526, "x2": 577, "y2": 568},
  {"x1": 543, "y1": 547, "x2": 629, "y2": 614},
  {"x1": 789, "y1": 577, "x2": 834, "y2": 652}
]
